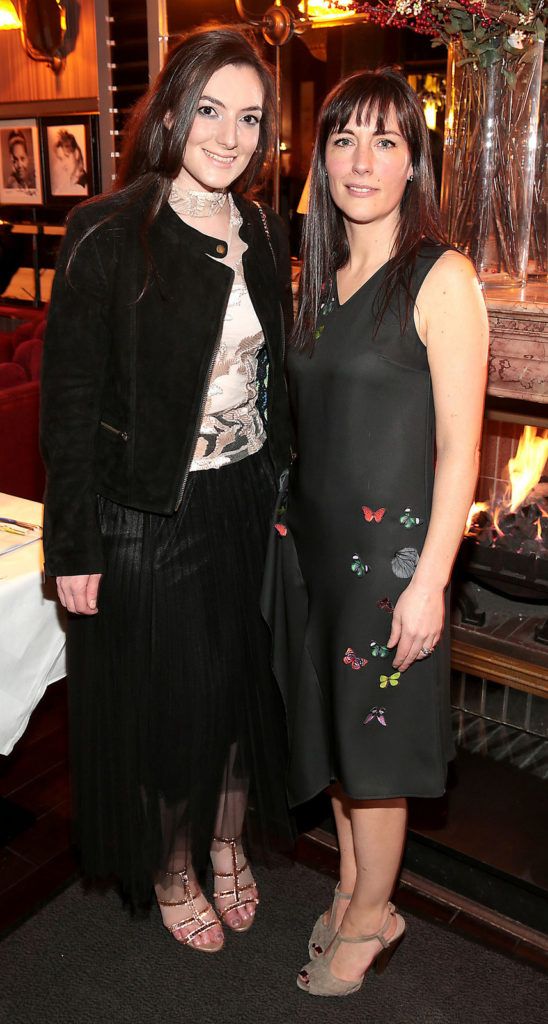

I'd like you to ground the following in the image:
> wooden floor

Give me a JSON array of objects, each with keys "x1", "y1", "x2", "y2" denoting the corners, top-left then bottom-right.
[
  {"x1": 0, "y1": 680, "x2": 546, "y2": 974},
  {"x1": 0, "y1": 680, "x2": 77, "y2": 935}
]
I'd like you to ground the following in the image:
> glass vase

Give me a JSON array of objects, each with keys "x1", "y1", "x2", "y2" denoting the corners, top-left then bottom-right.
[
  {"x1": 440, "y1": 40, "x2": 544, "y2": 288},
  {"x1": 528, "y1": 56, "x2": 547, "y2": 280}
]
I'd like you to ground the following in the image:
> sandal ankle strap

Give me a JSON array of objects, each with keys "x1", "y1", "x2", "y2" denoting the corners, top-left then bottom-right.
[
  {"x1": 334, "y1": 882, "x2": 352, "y2": 901},
  {"x1": 337, "y1": 904, "x2": 396, "y2": 949}
]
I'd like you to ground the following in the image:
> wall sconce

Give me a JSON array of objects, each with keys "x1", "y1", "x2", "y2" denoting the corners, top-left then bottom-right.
[
  {"x1": 0, "y1": 1, "x2": 70, "y2": 73},
  {"x1": 0, "y1": 1, "x2": 21, "y2": 29},
  {"x1": 298, "y1": 1, "x2": 368, "y2": 28}
]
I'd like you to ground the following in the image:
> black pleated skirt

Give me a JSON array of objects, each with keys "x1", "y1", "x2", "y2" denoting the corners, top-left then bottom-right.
[{"x1": 67, "y1": 444, "x2": 291, "y2": 909}]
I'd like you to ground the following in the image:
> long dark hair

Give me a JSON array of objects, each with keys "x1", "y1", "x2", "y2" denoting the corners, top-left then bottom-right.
[
  {"x1": 67, "y1": 25, "x2": 275, "y2": 282},
  {"x1": 292, "y1": 68, "x2": 446, "y2": 352}
]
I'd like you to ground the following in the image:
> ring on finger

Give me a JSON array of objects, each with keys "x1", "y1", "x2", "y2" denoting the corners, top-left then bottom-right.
[{"x1": 420, "y1": 646, "x2": 435, "y2": 656}]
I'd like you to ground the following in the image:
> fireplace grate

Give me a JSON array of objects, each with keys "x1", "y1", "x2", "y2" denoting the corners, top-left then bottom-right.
[{"x1": 451, "y1": 709, "x2": 548, "y2": 781}]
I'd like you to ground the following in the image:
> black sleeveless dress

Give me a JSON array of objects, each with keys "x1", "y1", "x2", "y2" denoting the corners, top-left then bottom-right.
[{"x1": 263, "y1": 244, "x2": 455, "y2": 807}]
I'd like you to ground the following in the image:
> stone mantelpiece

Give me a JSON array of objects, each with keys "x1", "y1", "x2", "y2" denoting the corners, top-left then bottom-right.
[{"x1": 486, "y1": 282, "x2": 548, "y2": 403}]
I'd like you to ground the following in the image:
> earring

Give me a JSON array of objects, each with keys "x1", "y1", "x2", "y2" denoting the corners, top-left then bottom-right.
[{"x1": 408, "y1": 174, "x2": 414, "y2": 182}]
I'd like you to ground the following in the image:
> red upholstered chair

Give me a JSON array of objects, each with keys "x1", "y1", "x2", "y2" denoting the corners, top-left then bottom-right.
[
  {"x1": 13, "y1": 337, "x2": 43, "y2": 381},
  {"x1": 12, "y1": 319, "x2": 38, "y2": 346},
  {"x1": 0, "y1": 380, "x2": 44, "y2": 501},
  {"x1": 0, "y1": 335, "x2": 16, "y2": 362},
  {"x1": 33, "y1": 318, "x2": 47, "y2": 340},
  {"x1": 29, "y1": 344, "x2": 42, "y2": 381},
  {"x1": 0, "y1": 362, "x2": 27, "y2": 389}
]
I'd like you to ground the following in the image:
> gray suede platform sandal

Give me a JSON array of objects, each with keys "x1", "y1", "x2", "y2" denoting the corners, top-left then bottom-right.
[
  {"x1": 308, "y1": 882, "x2": 352, "y2": 958},
  {"x1": 297, "y1": 903, "x2": 405, "y2": 997}
]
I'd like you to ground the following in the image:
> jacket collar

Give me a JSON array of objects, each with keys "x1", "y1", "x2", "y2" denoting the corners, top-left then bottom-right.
[
  {"x1": 157, "y1": 190, "x2": 258, "y2": 261},
  {"x1": 153, "y1": 192, "x2": 279, "y2": 349}
]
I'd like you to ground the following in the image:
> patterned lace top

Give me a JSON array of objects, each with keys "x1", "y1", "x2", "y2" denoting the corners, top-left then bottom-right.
[{"x1": 169, "y1": 192, "x2": 266, "y2": 471}]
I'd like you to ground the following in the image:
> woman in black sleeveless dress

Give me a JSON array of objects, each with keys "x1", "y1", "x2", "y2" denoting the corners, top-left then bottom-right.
[{"x1": 264, "y1": 70, "x2": 488, "y2": 995}]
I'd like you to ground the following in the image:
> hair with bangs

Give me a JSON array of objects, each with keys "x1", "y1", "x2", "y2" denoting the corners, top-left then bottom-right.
[
  {"x1": 292, "y1": 68, "x2": 446, "y2": 352},
  {"x1": 67, "y1": 24, "x2": 275, "y2": 287}
]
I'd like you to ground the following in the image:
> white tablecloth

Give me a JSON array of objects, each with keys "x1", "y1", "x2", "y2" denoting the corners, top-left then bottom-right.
[{"x1": 0, "y1": 492, "x2": 66, "y2": 755}]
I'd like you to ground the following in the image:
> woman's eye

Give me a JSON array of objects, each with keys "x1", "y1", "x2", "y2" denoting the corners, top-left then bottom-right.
[
  {"x1": 197, "y1": 105, "x2": 217, "y2": 118},
  {"x1": 333, "y1": 137, "x2": 352, "y2": 147},
  {"x1": 241, "y1": 114, "x2": 260, "y2": 126},
  {"x1": 377, "y1": 138, "x2": 395, "y2": 149}
]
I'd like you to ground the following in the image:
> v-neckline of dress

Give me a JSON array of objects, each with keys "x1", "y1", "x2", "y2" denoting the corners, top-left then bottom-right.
[{"x1": 335, "y1": 259, "x2": 390, "y2": 309}]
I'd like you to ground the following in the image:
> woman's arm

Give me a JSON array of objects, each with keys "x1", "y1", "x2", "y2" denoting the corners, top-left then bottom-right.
[
  {"x1": 388, "y1": 251, "x2": 489, "y2": 671},
  {"x1": 40, "y1": 208, "x2": 112, "y2": 595}
]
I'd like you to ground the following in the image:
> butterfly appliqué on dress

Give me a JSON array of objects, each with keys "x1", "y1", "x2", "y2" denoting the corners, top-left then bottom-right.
[
  {"x1": 391, "y1": 547, "x2": 419, "y2": 579},
  {"x1": 364, "y1": 707, "x2": 387, "y2": 726},
  {"x1": 343, "y1": 647, "x2": 368, "y2": 670},
  {"x1": 370, "y1": 642, "x2": 390, "y2": 658},
  {"x1": 379, "y1": 672, "x2": 401, "y2": 688},
  {"x1": 351, "y1": 553, "x2": 370, "y2": 577},
  {"x1": 363, "y1": 506, "x2": 385, "y2": 523},
  {"x1": 314, "y1": 282, "x2": 335, "y2": 340},
  {"x1": 399, "y1": 507, "x2": 422, "y2": 529}
]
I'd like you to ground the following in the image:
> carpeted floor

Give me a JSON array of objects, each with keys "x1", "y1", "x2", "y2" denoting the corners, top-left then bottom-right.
[{"x1": 0, "y1": 860, "x2": 546, "y2": 1024}]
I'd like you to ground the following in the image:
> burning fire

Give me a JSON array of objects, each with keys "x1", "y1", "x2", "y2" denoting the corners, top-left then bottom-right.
[
  {"x1": 465, "y1": 426, "x2": 548, "y2": 552},
  {"x1": 507, "y1": 426, "x2": 548, "y2": 513},
  {"x1": 466, "y1": 501, "x2": 489, "y2": 533}
]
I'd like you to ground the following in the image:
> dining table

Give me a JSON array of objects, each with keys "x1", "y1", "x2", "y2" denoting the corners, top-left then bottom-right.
[{"x1": 0, "y1": 492, "x2": 66, "y2": 756}]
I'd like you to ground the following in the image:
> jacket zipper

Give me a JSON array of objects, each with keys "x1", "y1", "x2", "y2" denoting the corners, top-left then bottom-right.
[
  {"x1": 174, "y1": 268, "x2": 234, "y2": 511},
  {"x1": 100, "y1": 420, "x2": 129, "y2": 442}
]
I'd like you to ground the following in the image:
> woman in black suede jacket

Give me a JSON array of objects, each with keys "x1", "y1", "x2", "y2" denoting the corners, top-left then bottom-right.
[{"x1": 40, "y1": 25, "x2": 292, "y2": 951}]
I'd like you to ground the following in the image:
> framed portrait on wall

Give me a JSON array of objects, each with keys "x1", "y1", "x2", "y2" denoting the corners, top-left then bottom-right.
[
  {"x1": 41, "y1": 115, "x2": 97, "y2": 204},
  {"x1": 0, "y1": 119, "x2": 43, "y2": 205}
]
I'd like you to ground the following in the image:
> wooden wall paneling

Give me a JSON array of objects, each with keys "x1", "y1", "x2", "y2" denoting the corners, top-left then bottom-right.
[
  {"x1": 0, "y1": 0, "x2": 99, "y2": 108},
  {"x1": 146, "y1": 0, "x2": 168, "y2": 82}
]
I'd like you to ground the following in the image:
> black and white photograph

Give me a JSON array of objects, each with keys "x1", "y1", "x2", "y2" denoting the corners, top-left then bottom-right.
[
  {"x1": 40, "y1": 115, "x2": 96, "y2": 205},
  {"x1": 46, "y1": 121, "x2": 89, "y2": 197},
  {"x1": 0, "y1": 118, "x2": 43, "y2": 205}
]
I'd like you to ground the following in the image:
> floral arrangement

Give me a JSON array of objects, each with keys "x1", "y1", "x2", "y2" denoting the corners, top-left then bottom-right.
[{"x1": 345, "y1": 1, "x2": 546, "y2": 78}]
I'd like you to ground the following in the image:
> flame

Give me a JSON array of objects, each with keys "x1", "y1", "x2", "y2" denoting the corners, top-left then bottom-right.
[
  {"x1": 465, "y1": 425, "x2": 548, "y2": 543},
  {"x1": 507, "y1": 426, "x2": 548, "y2": 513},
  {"x1": 465, "y1": 501, "x2": 489, "y2": 533},
  {"x1": 492, "y1": 504, "x2": 505, "y2": 537}
]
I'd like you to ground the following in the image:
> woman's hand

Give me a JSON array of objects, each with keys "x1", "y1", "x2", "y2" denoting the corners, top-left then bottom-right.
[
  {"x1": 56, "y1": 574, "x2": 103, "y2": 615},
  {"x1": 387, "y1": 581, "x2": 444, "y2": 672}
]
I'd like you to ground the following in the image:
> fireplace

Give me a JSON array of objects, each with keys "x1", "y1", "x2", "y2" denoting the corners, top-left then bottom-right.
[
  {"x1": 451, "y1": 285, "x2": 548, "y2": 711},
  {"x1": 426, "y1": 285, "x2": 548, "y2": 932}
]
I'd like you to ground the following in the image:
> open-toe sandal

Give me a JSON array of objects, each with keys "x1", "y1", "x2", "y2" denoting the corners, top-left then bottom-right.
[
  {"x1": 297, "y1": 903, "x2": 405, "y2": 997},
  {"x1": 211, "y1": 835, "x2": 259, "y2": 934},
  {"x1": 308, "y1": 882, "x2": 352, "y2": 958},
  {"x1": 156, "y1": 868, "x2": 224, "y2": 953}
]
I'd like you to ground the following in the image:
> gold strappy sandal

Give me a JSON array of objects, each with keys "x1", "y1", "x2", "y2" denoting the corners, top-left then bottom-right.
[
  {"x1": 156, "y1": 868, "x2": 224, "y2": 953},
  {"x1": 211, "y1": 835, "x2": 259, "y2": 934}
]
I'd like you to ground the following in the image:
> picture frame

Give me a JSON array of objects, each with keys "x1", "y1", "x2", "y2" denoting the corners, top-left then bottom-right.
[
  {"x1": 0, "y1": 119, "x2": 43, "y2": 206},
  {"x1": 40, "y1": 115, "x2": 97, "y2": 205}
]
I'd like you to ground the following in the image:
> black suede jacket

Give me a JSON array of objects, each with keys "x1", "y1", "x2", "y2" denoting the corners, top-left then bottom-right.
[{"x1": 40, "y1": 191, "x2": 292, "y2": 577}]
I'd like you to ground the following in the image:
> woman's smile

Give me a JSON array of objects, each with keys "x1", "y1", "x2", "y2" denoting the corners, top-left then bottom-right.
[
  {"x1": 174, "y1": 63, "x2": 263, "y2": 193},
  {"x1": 202, "y1": 148, "x2": 238, "y2": 165},
  {"x1": 325, "y1": 105, "x2": 413, "y2": 227}
]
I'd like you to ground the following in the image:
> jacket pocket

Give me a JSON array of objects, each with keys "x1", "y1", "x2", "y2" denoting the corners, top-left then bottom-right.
[{"x1": 100, "y1": 420, "x2": 129, "y2": 442}]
